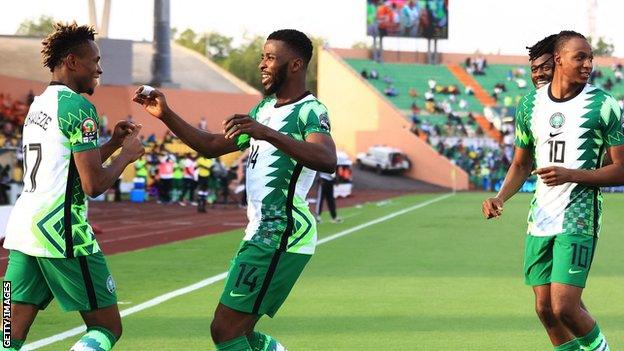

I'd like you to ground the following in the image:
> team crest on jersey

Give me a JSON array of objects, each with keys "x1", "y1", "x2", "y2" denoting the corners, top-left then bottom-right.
[
  {"x1": 319, "y1": 113, "x2": 331, "y2": 132},
  {"x1": 549, "y1": 112, "x2": 565, "y2": 129},
  {"x1": 81, "y1": 117, "x2": 98, "y2": 143}
]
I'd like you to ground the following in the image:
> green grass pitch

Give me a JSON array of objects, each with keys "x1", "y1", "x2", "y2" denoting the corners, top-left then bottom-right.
[{"x1": 20, "y1": 192, "x2": 624, "y2": 350}]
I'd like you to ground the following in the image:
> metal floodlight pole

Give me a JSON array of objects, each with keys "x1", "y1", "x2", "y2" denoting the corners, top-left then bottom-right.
[{"x1": 151, "y1": 0, "x2": 173, "y2": 86}]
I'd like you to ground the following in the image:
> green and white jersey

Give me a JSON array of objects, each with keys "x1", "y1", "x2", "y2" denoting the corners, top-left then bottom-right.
[
  {"x1": 235, "y1": 92, "x2": 331, "y2": 255},
  {"x1": 4, "y1": 84, "x2": 100, "y2": 258},
  {"x1": 515, "y1": 83, "x2": 624, "y2": 237}
]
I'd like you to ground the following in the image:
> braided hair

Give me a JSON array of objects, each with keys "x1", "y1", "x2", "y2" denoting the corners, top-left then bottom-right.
[{"x1": 527, "y1": 34, "x2": 557, "y2": 62}]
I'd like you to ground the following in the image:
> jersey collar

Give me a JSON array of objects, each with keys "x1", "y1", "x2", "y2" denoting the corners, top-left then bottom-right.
[{"x1": 547, "y1": 83, "x2": 585, "y2": 103}]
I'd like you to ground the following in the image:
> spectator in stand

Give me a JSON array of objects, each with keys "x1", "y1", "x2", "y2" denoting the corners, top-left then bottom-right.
[
  {"x1": 370, "y1": 69, "x2": 379, "y2": 80},
  {"x1": 195, "y1": 155, "x2": 213, "y2": 213},
  {"x1": 360, "y1": 69, "x2": 369, "y2": 79},
  {"x1": 428, "y1": 78, "x2": 436, "y2": 91},
  {"x1": 172, "y1": 156, "x2": 184, "y2": 205},
  {"x1": 384, "y1": 85, "x2": 399, "y2": 97},
  {"x1": 157, "y1": 154, "x2": 174, "y2": 204},
  {"x1": 180, "y1": 153, "x2": 197, "y2": 206},
  {"x1": 465, "y1": 85, "x2": 474, "y2": 95},
  {"x1": 458, "y1": 98, "x2": 468, "y2": 110},
  {"x1": 604, "y1": 78, "x2": 614, "y2": 91},
  {"x1": 26, "y1": 90, "x2": 35, "y2": 105},
  {"x1": 198, "y1": 116, "x2": 207, "y2": 130},
  {"x1": 211, "y1": 157, "x2": 230, "y2": 204},
  {"x1": 614, "y1": 64, "x2": 623, "y2": 82}
]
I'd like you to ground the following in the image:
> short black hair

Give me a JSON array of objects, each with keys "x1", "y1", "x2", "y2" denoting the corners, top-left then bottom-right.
[
  {"x1": 267, "y1": 29, "x2": 313, "y2": 65},
  {"x1": 554, "y1": 30, "x2": 587, "y2": 55},
  {"x1": 41, "y1": 22, "x2": 97, "y2": 72},
  {"x1": 527, "y1": 34, "x2": 557, "y2": 62}
]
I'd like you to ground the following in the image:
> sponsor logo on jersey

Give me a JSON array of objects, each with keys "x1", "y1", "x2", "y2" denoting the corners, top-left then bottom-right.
[
  {"x1": 319, "y1": 113, "x2": 331, "y2": 132},
  {"x1": 81, "y1": 117, "x2": 98, "y2": 143},
  {"x1": 549, "y1": 112, "x2": 565, "y2": 129},
  {"x1": 229, "y1": 290, "x2": 246, "y2": 297}
]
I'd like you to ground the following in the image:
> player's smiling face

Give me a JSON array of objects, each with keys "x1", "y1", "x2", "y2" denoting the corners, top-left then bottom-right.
[
  {"x1": 530, "y1": 54, "x2": 553, "y2": 88},
  {"x1": 259, "y1": 40, "x2": 291, "y2": 96},
  {"x1": 72, "y1": 41, "x2": 102, "y2": 96},
  {"x1": 557, "y1": 37, "x2": 593, "y2": 85}
]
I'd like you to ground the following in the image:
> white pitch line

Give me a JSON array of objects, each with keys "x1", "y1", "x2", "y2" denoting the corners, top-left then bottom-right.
[{"x1": 23, "y1": 193, "x2": 453, "y2": 350}]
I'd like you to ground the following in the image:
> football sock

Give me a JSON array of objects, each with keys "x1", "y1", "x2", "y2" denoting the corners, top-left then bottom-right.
[
  {"x1": 247, "y1": 332, "x2": 286, "y2": 351},
  {"x1": 5, "y1": 339, "x2": 24, "y2": 350},
  {"x1": 578, "y1": 323, "x2": 609, "y2": 351},
  {"x1": 69, "y1": 327, "x2": 116, "y2": 351},
  {"x1": 215, "y1": 336, "x2": 252, "y2": 351},
  {"x1": 554, "y1": 338, "x2": 581, "y2": 351}
]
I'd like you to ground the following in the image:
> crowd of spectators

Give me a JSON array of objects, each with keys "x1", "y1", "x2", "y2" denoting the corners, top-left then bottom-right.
[{"x1": 131, "y1": 132, "x2": 246, "y2": 211}]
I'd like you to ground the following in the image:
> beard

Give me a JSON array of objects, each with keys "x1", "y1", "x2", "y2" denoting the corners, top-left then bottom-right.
[{"x1": 263, "y1": 63, "x2": 288, "y2": 97}]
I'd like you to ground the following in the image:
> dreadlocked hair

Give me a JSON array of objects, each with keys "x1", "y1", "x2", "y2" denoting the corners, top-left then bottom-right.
[
  {"x1": 554, "y1": 30, "x2": 587, "y2": 55},
  {"x1": 526, "y1": 34, "x2": 557, "y2": 62},
  {"x1": 41, "y1": 22, "x2": 97, "y2": 72}
]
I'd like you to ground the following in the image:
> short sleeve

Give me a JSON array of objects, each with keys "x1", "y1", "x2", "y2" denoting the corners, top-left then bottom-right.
[
  {"x1": 57, "y1": 91, "x2": 99, "y2": 153},
  {"x1": 514, "y1": 97, "x2": 533, "y2": 149},
  {"x1": 298, "y1": 101, "x2": 331, "y2": 139},
  {"x1": 600, "y1": 95, "x2": 624, "y2": 147}
]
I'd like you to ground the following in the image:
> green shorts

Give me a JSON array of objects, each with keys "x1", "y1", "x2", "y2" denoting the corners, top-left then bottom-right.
[
  {"x1": 220, "y1": 241, "x2": 311, "y2": 318},
  {"x1": 524, "y1": 234, "x2": 597, "y2": 288},
  {"x1": 4, "y1": 250, "x2": 117, "y2": 312}
]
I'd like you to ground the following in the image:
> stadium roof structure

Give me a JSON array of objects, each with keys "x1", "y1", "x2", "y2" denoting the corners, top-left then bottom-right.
[{"x1": 0, "y1": 35, "x2": 259, "y2": 95}]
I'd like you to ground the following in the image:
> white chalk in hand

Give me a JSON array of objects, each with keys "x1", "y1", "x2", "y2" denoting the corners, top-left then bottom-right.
[{"x1": 140, "y1": 85, "x2": 155, "y2": 97}]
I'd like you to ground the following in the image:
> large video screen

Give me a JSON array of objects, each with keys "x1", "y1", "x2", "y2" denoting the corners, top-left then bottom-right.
[{"x1": 367, "y1": 0, "x2": 448, "y2": 39}]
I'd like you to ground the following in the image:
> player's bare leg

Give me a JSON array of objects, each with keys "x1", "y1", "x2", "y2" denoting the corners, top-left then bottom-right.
[
  {"x1": 9, "y1": 303, "x2": 39, "y2": 348},
  {"x1": 211, "y1": 303, "x2": 258, "y2": 348},
  {"x1": 533, "y1": 285, "x2": 576, "y2": 346},
  {"x1": 551, "y1": 283, "x2": 609, "y2": 350}
]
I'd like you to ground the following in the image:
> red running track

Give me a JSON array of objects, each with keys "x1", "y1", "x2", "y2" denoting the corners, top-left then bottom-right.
[{"x1": 0, "y1": 190, "x2": 406, "y2": 275}]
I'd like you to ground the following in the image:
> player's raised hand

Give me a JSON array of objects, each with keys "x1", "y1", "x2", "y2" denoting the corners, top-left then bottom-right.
[
  {"x1": 482, "y1": 197, "x2": 504, "y2": 219},
  {"x1": 110, "y1": 120, "x2": 136, "y2": 147},
  {"x1": 132, "y1": 86, "x2": 170, "y2": 119},
  {"x1": 223, "y1": 114, "x2": 270, "y2": 140},
  {"x1": 533, "y1": 166, "x2": 572, "y2": 187},
  {"x1": 121, "y1": 124, "x2": 145, "y2": 162}
]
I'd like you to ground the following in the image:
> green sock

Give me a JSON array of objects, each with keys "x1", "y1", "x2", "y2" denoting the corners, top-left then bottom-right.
[
  {"x1": 216, "y1": 336, "x2": 252, "y2": 351},
  {"x1": 247, "y1": 332, "x2": 286, "y2": 351},
  {"x1": 578, "y1": 323, "x2": 609, "y2": 351},
  {"x1": 4, "y1": 339, "x2": 24, "y2": 350},
  {"x1": 554, "y1": 338, "x2": 581, "y2": 351},
  {"x1": 69, "y1": 327, "x2": 117, "y2": 351}
]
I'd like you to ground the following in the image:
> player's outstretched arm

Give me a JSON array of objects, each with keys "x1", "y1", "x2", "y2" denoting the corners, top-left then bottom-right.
[
  {"x1": 482, "y1": 146, "x2": 532, "y2": 219},
  {"x1": 74, "y1": 125, "x2": 145, "y2": 197},
  {"x1": 535, "y1": 145, "x2": 624, "y2": 187},
  {"x1": 223, "y1": 115, "x2": 337, "y2": 173},
  {"x1": 132, "y1": 87, "x2": 238, "y2": 157}
]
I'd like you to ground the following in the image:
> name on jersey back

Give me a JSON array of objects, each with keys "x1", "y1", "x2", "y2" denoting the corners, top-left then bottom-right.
[{"x1": 24, "y1": 111, "x2": 52, "y2": 131}]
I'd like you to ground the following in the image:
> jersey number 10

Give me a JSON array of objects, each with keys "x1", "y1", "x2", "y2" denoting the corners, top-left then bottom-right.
[
  {"x1": 22, "y1": 143, "x2": 42, "y2": 192},
  {"x1": 548, "y1": 140, "x2": 565, "y2": 163}
]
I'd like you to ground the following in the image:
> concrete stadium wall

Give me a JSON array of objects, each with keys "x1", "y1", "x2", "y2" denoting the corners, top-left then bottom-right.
[
  {"x1": 0, "y1": 75, "x2": 260, "y2": 140},
  {"x1": 318, "y1": 49, "x2": 469, "y2": 190}
]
